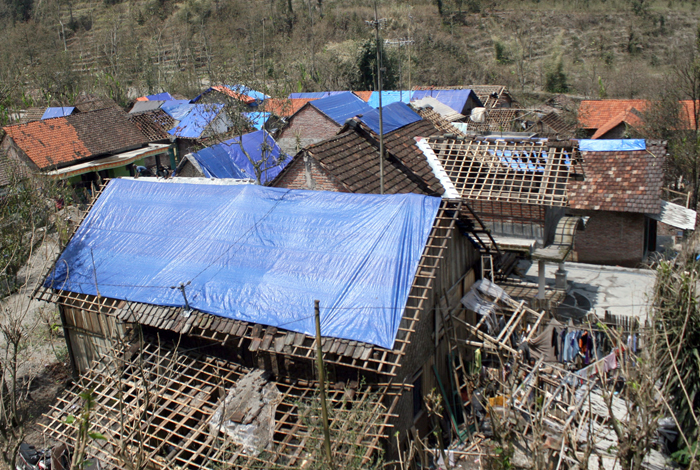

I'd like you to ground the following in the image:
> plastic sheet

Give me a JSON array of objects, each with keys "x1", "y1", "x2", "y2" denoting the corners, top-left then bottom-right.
[
  {"x1": 161, "y1": 101, "x2": 195, "y2": 120},
  {"x1": 410, "y1": 89, "x2": 482, "y2": 114},
  {"x1": 188, "y1": 130, "x2": 287, "y2": 183},
  {"x1": 359, "y1": 102, "x2": 421, "y2": 135},
  {"x1": 311, "y1": 92, "x2": 373, "y2": 125},
  {"x1": 129, "y1": 101, "x2": 165, "y2": 114},
  {"x1": 578, "y1": 139, "x2": 646, "y2": 152},
  {"x1": 367, "y1": 91, "x2": 412, "y2": 109},
  {"x1": 242, "y1": 112, "x2": 270, "y2": 130},
  {"x1": 44, "y1": 179, "x2": 440, "y2": 349},
  {"x1": 146, "y1": 92, "x2": 173, "y2": 101},
  {"x1": 42, "y1": 107, "x2": 74, "y2": 119},
  {"x1": 169, "y1": 104, "x2": 225, "y2": 138},
  {"x1": 288, "y1": 91, "x2": 346, "y2": 99}
]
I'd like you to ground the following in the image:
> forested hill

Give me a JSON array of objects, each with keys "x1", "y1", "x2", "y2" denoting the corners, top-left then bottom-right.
[{"x1": 0, "y1": 0, "x2": 698, "y2": 111}]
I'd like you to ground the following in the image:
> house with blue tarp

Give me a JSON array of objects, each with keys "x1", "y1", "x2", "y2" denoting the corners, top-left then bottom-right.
[
  {"x1": 42, "y1": 107, "x2": 76, "y2": 119},
  {"x1": 35, "y1": 176, "x2": 482, "y2": 459},
  {"x1": 275, "y1": 91, "x2": 373, "y2": 155},
  {"x1": 367, "y1": 91, "x2": 412, "y2": 109},
  {"x1": 411, "y1": 89, "x2": 483, "y2": 116},
  {"x1": 193, "y1": 85, "x2": 269, "y2": 107},
  {"x1": 175, "y1": 129, "x2": 287, "y2": 184}
]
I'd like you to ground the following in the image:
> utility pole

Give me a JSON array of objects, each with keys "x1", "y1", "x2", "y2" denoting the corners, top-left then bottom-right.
[
  {"x1": 314, "y1": 300, "x2": 332, "y2": 466},
  {"x1": 366, "y1": 1, "x2": 386, "y2": 194},
  {"x1": 385, "y1": 37, "x2": 414, "y2": 102}
]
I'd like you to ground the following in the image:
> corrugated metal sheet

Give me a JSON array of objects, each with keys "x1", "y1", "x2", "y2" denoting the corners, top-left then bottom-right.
[
  {"x1": 359, "y1": 102, "x2": 421, "y2": 135},
  {"x1": 129, "y1": 100, "x2": 165, "y2": 114},
  {"x1": 649, "y1": 200, "x2": 697, "y2": 230},
  {"x1": 411, "y1": 97, "x2": 464, "y2": 121},
  {"x1": 310, "y1": 92, "x2": 373, "y2": 126},
  {"x1": 41, "y1": 107, "x2": 75, "y2": 119},
  {"x1": 367, "y1": 91, "x2": 411, "y2": 109}
]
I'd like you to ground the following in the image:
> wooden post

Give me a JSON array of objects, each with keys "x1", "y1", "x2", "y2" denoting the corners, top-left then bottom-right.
[{"x1": 314, "y1": 300, "x2": 333, "y2": 466}]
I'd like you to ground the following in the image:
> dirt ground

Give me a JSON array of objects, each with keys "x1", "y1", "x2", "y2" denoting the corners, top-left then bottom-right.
[{"x1": 0, "y1": 231, "x2": 74, "y2": 450}]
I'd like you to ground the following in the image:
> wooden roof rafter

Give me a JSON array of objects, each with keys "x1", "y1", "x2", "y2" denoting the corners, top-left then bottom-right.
[
  {"x1": 427, "y1": 137, "x2": 582, "y2": 207},
  {"x1": 35, "y1": 196, "x2": 463, "y2": 378},
  {"x1": 40, "y1": 340, "x2": 404, "y2": 470}
]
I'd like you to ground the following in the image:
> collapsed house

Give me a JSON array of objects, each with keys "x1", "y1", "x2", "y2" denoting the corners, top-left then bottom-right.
[
  {"x1": 422, "y1": 136, "x2": 694, "y2": 267},
  {"x1": 35, "y1": 177, "x2": 483, "y2": 467}
]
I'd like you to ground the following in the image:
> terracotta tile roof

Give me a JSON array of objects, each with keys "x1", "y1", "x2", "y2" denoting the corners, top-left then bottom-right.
[
  {"x1": 211, "y1": 85, "x2": 257, "y2": 104},
  {"x1": 304, "y1": 122, "x2": 443, "y2": 196},
  {"x1": 73, "y1": 96, "x2": 120, "y2": 113},
  {"x1": 353, "y1": 91, "x2": 373, "y2": 102},
  {"x1": 3, "y1": 107, "x2": 148, "y2": 170},
  {"x1": 262, "y1": 98, "x2": 317, "y2": 117},
  {"x1": 129, "y1": 110, "x2": 175, "y2": 142},
  {"x1": 590, "y1": 108, "x2": 643, "y2": 139},
  {"x1": 568, "y1": 141, "x2": 666, "y2": 213}
]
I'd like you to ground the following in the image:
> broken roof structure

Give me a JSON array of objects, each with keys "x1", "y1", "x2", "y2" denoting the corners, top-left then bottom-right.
[{"x1": 411, "y1": 89, "x2": 483, "y2": 116}]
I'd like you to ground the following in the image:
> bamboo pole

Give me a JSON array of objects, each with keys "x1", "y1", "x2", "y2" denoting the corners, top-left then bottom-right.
[{"x1": 314, "y1": 300, "x2": 333, "y2": 467}]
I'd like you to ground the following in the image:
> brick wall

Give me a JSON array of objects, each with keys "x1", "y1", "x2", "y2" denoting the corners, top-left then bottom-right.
[
  {"x1": 273, "y1": 155, "x2": 348, "y2": 192},
  {"x1": 277, "y1": 106, "x2": 340, "y2": 155},
  {"x1": 572, "y1": 210, "x2": 647, "y2": 267}
]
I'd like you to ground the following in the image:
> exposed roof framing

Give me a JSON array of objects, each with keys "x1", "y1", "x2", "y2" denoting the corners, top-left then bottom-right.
[
  {"x1": 427, "y1": 137, "x2": 581, "y2": 207},
  {"x1": 36, "y1": 198, "x2": 464, "y2": 378},
  {"x1": 41, "y1": 340, "x2": 403, "y2": 469}
]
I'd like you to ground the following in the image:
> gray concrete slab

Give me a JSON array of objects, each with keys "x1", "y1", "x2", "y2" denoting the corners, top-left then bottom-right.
[{"x1": 517, "y1": 260, "x2": 656, "y2": 321}]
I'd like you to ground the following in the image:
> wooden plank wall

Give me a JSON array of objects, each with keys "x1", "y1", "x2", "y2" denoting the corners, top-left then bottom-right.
[{"x1": 62, "y1": 306, "x2": 125, "y2": 374}]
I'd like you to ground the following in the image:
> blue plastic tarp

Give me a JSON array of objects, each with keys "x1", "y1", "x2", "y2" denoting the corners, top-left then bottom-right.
[
  {"x1": 242, "y1": 112, "x2": 270, "y2": 130},
  {"x1": 169, "y1": 103, "x2": 224, "y2": 139},
  {"x1": 192, "y1": 85, "x2": 270, "y2": 104},
  {"x1": 367, "y1": 91, "x2": 412, "y2": 109},
  {"x1": 578, "y1": 139, "x2": 646, "y2": 152},
  {"x1": 189, "y1": 130, "x2": 288, "y2": 183},
  {"x1": 44, "y1": 180, "x2": 440, "y2": 349},
  {"x1": 161, "y1": 100, "x2": 195, "y2": 120},
  {"x1": 42, "y1": 107, "x2": 75, "y2": 119},
  {"x1": 360, "y1": 102, "x2": 422, "y2": 135},
  {"x1": 146, "y1": 92, "x2": 173, "y2": 101},
  {"x1": 410, "y1": 89, "x2": 482, "y2": 114},
  {"x1": 288, "y1": 91, "x2": 347, "y2": 99},
  {"x1": 311, "y1": 91, "x2": 374, "y2": 126}
]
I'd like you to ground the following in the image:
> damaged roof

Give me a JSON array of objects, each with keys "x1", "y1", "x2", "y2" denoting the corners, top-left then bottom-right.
[{"x1": 3, "y1": 107, "x2": 149, "y2": 170}]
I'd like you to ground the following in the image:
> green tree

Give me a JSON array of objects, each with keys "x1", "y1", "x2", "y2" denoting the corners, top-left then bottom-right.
[{"x1": 354, "y1": 38, "x2": 399, "y2": 91}]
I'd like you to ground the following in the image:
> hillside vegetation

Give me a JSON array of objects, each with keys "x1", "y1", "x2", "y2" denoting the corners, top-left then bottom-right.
[{"x1": 0, "y1": 0, "x2": 699, "y2": 111}]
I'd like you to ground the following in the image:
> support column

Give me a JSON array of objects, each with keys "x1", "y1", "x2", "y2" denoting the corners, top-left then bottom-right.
[
  {"x1": 555, "y1": 262, "x2": 568, "y2": 290},
  {"x1": 537, "y1": 259, "x2": 546, "y2": 300}
]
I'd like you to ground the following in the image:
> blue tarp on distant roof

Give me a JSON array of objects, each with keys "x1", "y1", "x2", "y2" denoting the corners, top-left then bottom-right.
[
  {"x1": 367, "y1": 91, "x2": 412, "y2": 109},
  {"x1": 578, "y1": 139, "x2": 646, "y2": 152},
  {"x1": 43, "y1": 179, "x2": 440, "y2": 349},
  {"x1": 188, "y1": 130, "x2": 287, "y2": 183},
  {"x1": 410, "y1": 89, "x2": 482, "y2": 114},
  {"x1": 243, "y1": 112, "x2": 270, "y2": 130},
  {"x1": 311, "y1": 92, "x2": 373, "y2": 126},
  {"x1": 192, "y1": 85, "x2": 270, "y2": 104},
  {"x1": 168, "y1": 103, "x2": 224, "y2": 139},
  {"x1": 288, "y1": 91, "x2": 347, "y2": 99},
  {"x1": 161, "y1": 100, "x2": 195, "y2": 120},
  {"x1": 360, "y1": 102, "x2": 422, "y2": 135},
  {"x1": 147, "y1": 92, "x2": 173, "y2": 101},
  {"x1": 42, "y1": 107, "x2": 75, "y2": 119}
]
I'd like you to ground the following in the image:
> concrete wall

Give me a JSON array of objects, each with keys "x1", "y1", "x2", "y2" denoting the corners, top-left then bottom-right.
[
  {"x1": 571, "y1": 210, "x2": 648, "y2": 267},
  {"x1": 276, "y1": 106, "x2": 340, "y2": 155},
  {"x1": 273, "y1": 154, "x2": 347, "y2": 192}
]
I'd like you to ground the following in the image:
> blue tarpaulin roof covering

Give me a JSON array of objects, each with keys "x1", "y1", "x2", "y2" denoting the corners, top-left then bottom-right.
[
  {"x1": 578, "y1": 139, "x2": 646, "y2": 152},
  {"x1": 367, "y1": 91, "x2": 412, "y2": 109},
  {"x1": 192, "y1": 85, "x2": 270, "y2": 104},
  {"x1": 44, "y1": 180, "x2": 440, "y2": 349},
  {"x1": 242, "y1": 112, "x2": 270, "y2": 130},
  {"x1": 410, "y1": 89, "x2": 482, "y2": 114},
  {"x1": 360, "y1": 102, "x2": 422, "y2": 134},
  {"x1": 188, "y1": 130, "x2": 287, "y2": 183},
  {"x1": 161, "y1": 100, "x2": 195, "y2": 120},
  {"x1": 310, "y1": 92, "x2": 374, "y2": 126},
  {"x1": 288, "y1": 91, "x2": 347, "y2": 99},
  {"x1": 146, "y1": 92, "x2": 173, "y2": 101},
  {"x1": 41, "y1": 107, "x2": 75, "y2": 119},
  {"x1": 168, "y1": 104, "x2": 224, "y2": 138}
]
